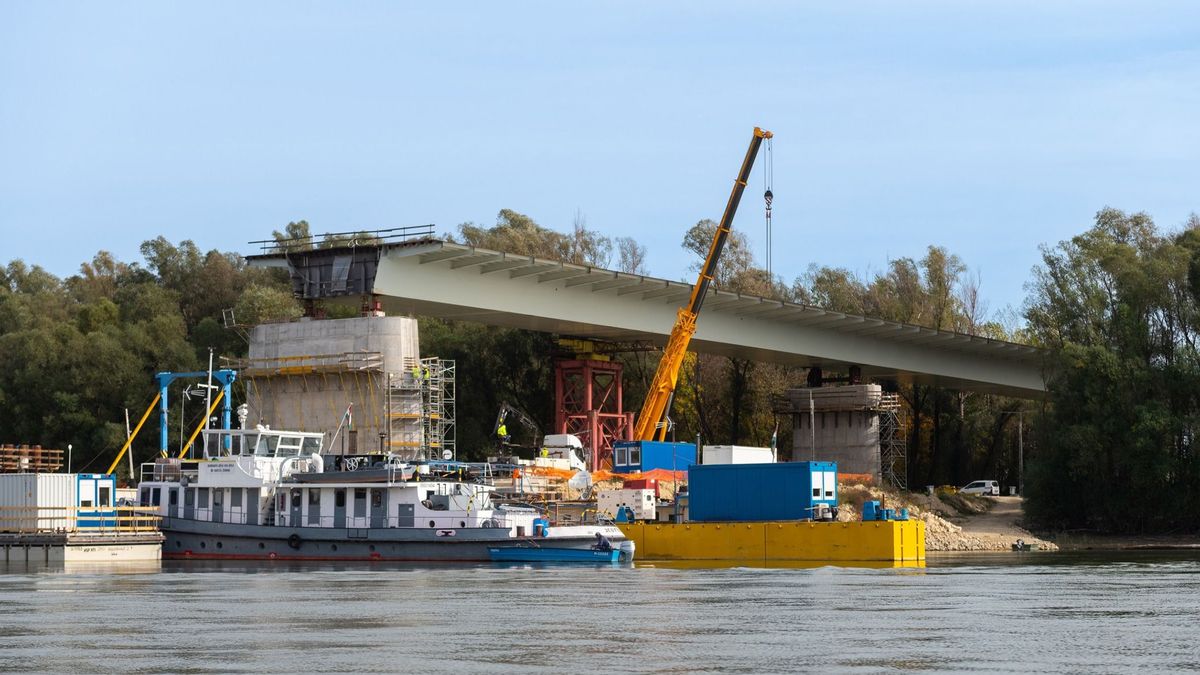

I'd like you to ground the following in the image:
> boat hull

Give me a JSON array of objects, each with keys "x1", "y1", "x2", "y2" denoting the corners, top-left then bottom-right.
[
  {"x1": 488, "y1": 546, "x2": 625, "y2": 563},
  {"x1": 160, "y1": 517, "x2": 623, "y2": 562}
]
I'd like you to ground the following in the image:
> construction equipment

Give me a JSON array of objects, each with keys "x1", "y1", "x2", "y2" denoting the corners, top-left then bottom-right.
[
  {"x1": 633, "y1": 127, "x2": 774, "y2": 441},
  {"x1": 492, "y1": 401, "x2": 541, "y2": 448}
]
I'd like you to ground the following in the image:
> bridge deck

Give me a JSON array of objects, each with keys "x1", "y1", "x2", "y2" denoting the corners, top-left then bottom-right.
[{"x1": 249, "y1": 239, "x2": 1045, "y2": 397}]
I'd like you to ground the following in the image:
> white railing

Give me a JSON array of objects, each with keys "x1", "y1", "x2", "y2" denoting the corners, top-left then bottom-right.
[{"x1": 0, "y1": 506, "x2": 161, "y2": 534}]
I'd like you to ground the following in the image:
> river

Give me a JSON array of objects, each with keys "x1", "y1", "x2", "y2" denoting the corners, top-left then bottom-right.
[{"x1": 2, "y1": 552, "x2": 1198, "y2": 673}]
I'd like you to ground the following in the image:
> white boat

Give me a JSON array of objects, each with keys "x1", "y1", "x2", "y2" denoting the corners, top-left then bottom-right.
[{"x1": 137, "y1": 426, "x2": 632, "y2": 562}]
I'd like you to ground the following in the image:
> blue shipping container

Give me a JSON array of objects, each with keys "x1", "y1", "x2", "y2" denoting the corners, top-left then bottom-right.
[
  {"x1": 612, "y1": 441, "x2": 696, "y2": 474},
  {"x1": 688, "y1": 461, "x2": 838, "y2": 522}
]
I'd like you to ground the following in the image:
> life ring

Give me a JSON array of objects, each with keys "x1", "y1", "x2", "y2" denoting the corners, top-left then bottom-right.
[
  {"x1": 481, "y1": 520, "x2": 493, "y2": 528},
  {"x1": 287, "y1": 533, "x2": 302, "y2": 550}
]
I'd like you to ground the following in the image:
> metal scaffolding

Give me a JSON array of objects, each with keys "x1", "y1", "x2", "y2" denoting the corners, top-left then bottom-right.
[
  {"x1": 421, "y1": 357, "x2": 455, "y2": 461},
  {"x1": 388, "y1": 357, "x2": 455, "y2": 460},
  {"x1": 878, "y1": 393, "x2": 908, "y2": 490}
]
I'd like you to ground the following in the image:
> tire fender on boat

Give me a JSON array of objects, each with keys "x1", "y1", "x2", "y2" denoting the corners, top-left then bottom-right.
[{"x1": 287, "y1": 533, "x2": 302, "y2": 550}]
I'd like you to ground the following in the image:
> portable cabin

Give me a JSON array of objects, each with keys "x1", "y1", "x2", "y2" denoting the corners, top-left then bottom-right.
[
  {"x1": 611, "y1": 441, "x2": 696, "y2": 474},
  {"x1": 0, "y1": 473, "x2": 117, "y2": 531}
]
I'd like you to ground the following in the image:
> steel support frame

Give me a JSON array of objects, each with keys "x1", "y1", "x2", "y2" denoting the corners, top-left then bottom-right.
[{"x1": 553, "y1": 359, "x2": 633, "y2": 471}]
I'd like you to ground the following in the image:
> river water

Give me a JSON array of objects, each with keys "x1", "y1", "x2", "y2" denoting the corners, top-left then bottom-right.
[{"x1": 2, "y1": 553, "x2": 1198, "y2": 673}]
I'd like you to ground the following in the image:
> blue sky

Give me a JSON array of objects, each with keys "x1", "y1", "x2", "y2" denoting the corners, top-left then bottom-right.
[{"x1": 2, "y1": 1, "x2": 1197, "y2": 318}]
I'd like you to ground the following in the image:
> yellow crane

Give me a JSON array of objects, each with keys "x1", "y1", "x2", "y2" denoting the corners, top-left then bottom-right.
[{"x1": 633, "y1": 126, "x2": 774, "y2": 441}]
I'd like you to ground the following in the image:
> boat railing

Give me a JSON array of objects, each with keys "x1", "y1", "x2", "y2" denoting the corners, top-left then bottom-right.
[
  {"x1": 177, "y1": 507, "x2": 253, "y2": 525},
  {"x1": 140, "y1": 461, "x2": 199, "y2": 484},
  {"x1": 0, "y1": 506, "x2": 161, "y2": 534},
  {"x1": 268, "y1": 513, "x2": 518, "y2": 530}
]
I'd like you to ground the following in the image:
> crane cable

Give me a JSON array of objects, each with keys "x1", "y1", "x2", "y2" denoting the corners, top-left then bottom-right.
[{"x1": 764, "y1": 136, "x2": 774, "y2": 279}]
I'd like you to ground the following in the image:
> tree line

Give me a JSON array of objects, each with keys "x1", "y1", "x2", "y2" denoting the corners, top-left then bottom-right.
[{"x1": 2, "y1": 207, "x2": 1197, "y2": 533}]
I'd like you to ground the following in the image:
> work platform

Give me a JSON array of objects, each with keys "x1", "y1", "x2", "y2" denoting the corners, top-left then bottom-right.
[{"x1": 248, "y1": 238, "x2": 1047, "y2": 398}]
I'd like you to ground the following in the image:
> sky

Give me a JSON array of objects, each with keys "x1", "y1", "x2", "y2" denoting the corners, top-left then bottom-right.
[{"x1": 1, "y1": 1, "x2": 1197, "y2": 317}]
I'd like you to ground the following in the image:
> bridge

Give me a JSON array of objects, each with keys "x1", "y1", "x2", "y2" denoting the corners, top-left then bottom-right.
[{"x1": 248, "y1": 238, "x2": 1046, "y2": 398}]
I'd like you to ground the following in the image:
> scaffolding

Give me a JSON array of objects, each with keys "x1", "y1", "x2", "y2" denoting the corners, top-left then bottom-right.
[
  {"x1": 878, "y1": 393, "x2": 908, "y2": 491},
  {"x1": 229, "y1": 350, "x2": 455, "y2": 460},
  {"x1": 388, "y1": 357, "x2": 456, "y2": 461}
]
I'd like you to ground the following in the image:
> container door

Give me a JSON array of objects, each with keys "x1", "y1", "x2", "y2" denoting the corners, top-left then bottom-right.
[
  {"x1": 397, "y1": 503, "x2": 414, "y2": 528},
  {"x1": 184, "y1": 488, "x2": 195, "y2": 520},
  {"x1": 333, "y1": 489, "x2": 346, "y2": 528},
  {"x1": 369, "y1": 489, "x2": 384, "y2": 528},
  {"x1": 212, "y1": 488, "x2": 224, "y2": 523},
  {"x1": 289, "y1": 489, "x2": 302, "y2": 526},
  {"x1": 246, "y1": 488, "x2": 259, "y2": 525}
]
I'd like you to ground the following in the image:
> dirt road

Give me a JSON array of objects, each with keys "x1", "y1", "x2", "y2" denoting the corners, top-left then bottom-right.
[{"x1": 953, "y1": 496, "x2": 1056, "y2": 550}]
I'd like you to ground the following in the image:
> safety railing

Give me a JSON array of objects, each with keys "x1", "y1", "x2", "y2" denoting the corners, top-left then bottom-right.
[
  {"x1": 268, "y1": 513, "x2": 516, "y2": 530},
  {"x1": 0, "y1": 506, "x2": 162, "y2": 534}
]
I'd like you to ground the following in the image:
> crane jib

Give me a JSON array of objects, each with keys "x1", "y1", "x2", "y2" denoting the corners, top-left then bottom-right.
[
  {"x1": 632, "y1": 126, "x2": 773, "y2": 443},
  {"x1": 687, "y1": 130, "x2": 769, "y2": 315}
]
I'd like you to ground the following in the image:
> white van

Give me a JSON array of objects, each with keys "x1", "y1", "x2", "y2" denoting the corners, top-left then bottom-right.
[{"x1": 959, "y1": 480, "x2": 1000, "y2": 496}]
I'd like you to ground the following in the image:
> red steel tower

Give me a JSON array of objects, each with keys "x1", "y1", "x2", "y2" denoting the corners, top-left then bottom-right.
[{"x1": 553, "y1": 357, "x2": 634, "y2": 471}]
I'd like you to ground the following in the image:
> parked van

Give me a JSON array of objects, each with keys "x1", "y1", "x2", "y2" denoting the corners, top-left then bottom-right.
[{"x1": 959, "y1": 480, "x2": 1000, "y2": 496}]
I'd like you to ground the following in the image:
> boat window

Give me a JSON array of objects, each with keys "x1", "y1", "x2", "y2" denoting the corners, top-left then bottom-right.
[
  {"x1": 335, "y1": 490, "x2": 346, "y2": 508},
  {"x1": 240, "y1": 434, "x2": 258, "y2": 456},
  {"x1": 291, "y1": 490, "x2": 302, "y2": 508},
  {"x1": 213, "y1": 489, "x2": 223, "y2": 506},
  {"x1": 371, "y1": 490, "x2": 383, "y2": 508},
  {"x1": 230, "y1": 489, "x2": 241, "y2": 508},
  {"x1": 301, "y1": 437, "x2": 322, "y2": 455},
  {"x1": 198, "y1": 488, "x2": 209, "y2": 509},
  {"x1": 256, "y1": 434, "x2": 280, "y2": 456},
  {"x1": 151, "y1": 487, "x2": 161, "y2": 506},
  {"x1": 169, "y1": 489, "x2": 179, "y2": 506},
  {"x1": 309, "y1": 489, "x2": 321, "y2": 505},
  {"x1": 140, "y1": 488, "x2": 150, "y2": 506},
  {"x1": 277, "y1": 436, "x2": 304, "y2": 457}
]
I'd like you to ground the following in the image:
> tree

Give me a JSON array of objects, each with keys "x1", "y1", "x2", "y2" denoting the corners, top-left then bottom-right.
[
  {"x1": 616, "y1": 237, "x2": 648, "y2": 275},
  {"x1": 1024, "y1": 208, "x2": 1200, "y2": 532}
]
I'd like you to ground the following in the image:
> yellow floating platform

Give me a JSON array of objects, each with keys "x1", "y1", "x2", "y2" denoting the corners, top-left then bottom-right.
[{"x1": 619, "y1": 520, "x2": 925, "y2": 568}]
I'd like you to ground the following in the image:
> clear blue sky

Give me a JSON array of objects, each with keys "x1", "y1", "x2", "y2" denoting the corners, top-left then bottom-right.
[{"x1": 2, "y1": 2, "x2": 1197, "y2": 318}]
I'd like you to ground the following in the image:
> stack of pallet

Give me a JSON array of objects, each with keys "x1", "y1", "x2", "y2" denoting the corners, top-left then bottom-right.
[{"x1": 0, "y1": 444, "x2": 64, "y2": 473}]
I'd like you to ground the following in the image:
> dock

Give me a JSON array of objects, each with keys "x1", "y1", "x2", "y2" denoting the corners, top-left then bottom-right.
[{"x1": 1, "y1": 506, "x2": 163, "y2": 563}]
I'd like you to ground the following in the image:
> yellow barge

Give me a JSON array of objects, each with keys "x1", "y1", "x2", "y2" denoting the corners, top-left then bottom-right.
[{"x1": 619, "y1": 519, "x2": 925, "y2": 568}]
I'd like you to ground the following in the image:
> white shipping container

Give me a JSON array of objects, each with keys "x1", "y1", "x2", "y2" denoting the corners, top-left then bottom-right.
[
  {"x1": 0, "y1": 474, "x2": 79, "y2": 532},
  {"x1": 702, "y1": 445, "x2": 775, "y2": 465}
]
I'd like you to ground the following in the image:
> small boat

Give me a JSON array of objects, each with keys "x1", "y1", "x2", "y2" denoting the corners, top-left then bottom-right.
[{"x1": 488, "y1": 545, "x2": 630, "y2": 563}]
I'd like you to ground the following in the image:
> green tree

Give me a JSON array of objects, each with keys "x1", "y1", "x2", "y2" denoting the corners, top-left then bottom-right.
[{"x1": 1024, "y1": 208, "x2": 1200, "y2": 532}]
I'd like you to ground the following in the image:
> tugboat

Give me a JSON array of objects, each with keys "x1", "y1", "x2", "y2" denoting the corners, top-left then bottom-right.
[{"x1": 137, "y1": 424, "x2": 632, "y2": 562}]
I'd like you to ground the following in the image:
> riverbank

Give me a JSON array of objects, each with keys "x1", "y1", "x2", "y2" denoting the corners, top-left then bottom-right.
[{"x1": 838, "y1": 485, "x2": 1058, "y2": 552}]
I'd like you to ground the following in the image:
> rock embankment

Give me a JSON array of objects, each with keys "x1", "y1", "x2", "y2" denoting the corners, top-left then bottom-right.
[{"x1": 838, "y1": 484, "x2": 1058, "y2": 552}]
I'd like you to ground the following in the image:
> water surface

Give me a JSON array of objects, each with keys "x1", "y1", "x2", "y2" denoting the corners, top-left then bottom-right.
[{"x1": 2, "y1": 553, "x2": 1198, "y2": 673}]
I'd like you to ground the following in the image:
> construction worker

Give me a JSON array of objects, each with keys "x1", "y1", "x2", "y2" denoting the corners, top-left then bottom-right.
[
  {"x1": 540, "y1": 446, "x2": 549, "y2": 458},
  {"x1": 497, "y1": 423, "x2": 509, "y2": 444}
]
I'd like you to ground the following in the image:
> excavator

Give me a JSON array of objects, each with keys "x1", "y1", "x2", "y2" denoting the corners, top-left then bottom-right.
[{"x1": 633, "y1": 126, "x2": 774, "y2": 442}]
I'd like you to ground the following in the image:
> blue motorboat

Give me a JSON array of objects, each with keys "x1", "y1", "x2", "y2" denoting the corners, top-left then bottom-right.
[{"x1": 487, "y1": 546, "x2": 624, "y2": 563}]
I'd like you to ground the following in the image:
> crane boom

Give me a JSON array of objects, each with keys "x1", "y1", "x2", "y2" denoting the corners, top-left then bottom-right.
[{"x1": 633, "y1": 126, "x2": 773, "y2": 441}]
